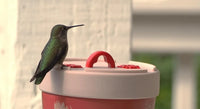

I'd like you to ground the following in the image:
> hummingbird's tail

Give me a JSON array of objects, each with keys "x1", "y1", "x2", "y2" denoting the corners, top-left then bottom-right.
[
  {"x1": 30, "y1": 76, "x2": 36, "y2": 82},
  {"x1": 29, "y1": 73, "x2": 46, "y2": 85},
  {"x1": 34, "y1": 75, "x2": 45, "y2": 85}
]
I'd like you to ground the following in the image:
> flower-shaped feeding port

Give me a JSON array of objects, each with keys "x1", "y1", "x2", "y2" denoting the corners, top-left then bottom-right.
[
  {"x1": 117, "y1": 65, "x2": 140, "y2": 69},
  {"x1": 64, "y1": 64, "x2": 83, "y2": 68}
]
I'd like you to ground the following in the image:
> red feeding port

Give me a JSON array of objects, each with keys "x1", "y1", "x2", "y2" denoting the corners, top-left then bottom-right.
[
  {"x1": 117, "y1": 65, "x2": 140, "y2": 69},
  {"x1": 65, "y1": 64, "x2": 83, "y2": 68}
]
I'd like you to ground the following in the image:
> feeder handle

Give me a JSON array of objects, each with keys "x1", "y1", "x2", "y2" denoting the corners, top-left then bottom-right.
[{"x1": 86, "y1": 51, "x2": 115, "y2": 68}]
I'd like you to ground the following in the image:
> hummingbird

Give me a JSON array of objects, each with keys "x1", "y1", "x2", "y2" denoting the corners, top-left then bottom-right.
[{"x1": 30, "y1": 24, "x2": 84, "y2": 85}]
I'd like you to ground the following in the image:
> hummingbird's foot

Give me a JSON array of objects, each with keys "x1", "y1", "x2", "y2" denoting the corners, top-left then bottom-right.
[
  {"x1": 61, "y1": 64, "x2": 66, "y2": 69},
  {"x1": 60, "y1": 64, "x2": 71, "y2": 70}
]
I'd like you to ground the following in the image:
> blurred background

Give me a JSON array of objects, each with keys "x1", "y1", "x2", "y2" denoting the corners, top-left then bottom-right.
[{"x1": 0, "y1": 0, "x2": 199, "y2": 109}]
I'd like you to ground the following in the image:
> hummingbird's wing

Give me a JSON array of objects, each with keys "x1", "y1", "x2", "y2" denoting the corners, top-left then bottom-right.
[
  {"x1": 36, "y1": 46, "x2": 67, "y2": 77},
  {"x1": 30, "y1": 43, "x2": 67, "y2": 83}
]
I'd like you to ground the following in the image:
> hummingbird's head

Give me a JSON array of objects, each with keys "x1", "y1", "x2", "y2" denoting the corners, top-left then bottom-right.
[{"x1": 51, "y1": 24, "x2": 84, "y2": 38}]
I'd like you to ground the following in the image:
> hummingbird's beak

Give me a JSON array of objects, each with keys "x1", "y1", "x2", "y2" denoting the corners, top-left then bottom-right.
[{"x1": 68, "y1": 24, "x2": 84, "y2": 29}]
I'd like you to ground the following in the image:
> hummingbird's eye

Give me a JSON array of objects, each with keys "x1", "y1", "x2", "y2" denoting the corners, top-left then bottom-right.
[
  {"x1": 59, "y1": 27, "x2": 65, "y2": 33},
  {"x1": 63, "y1": 26, "x2": 67, "y2": 30}
]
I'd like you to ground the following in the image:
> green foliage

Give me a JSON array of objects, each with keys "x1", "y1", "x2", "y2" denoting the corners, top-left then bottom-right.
[
  {"x1": 197, "y1": 56, "x2": 200, "y2": 109},
  {"x1": 132, "y1": 53, "x2": 200, "y2": 109},
  {"x1": 132, "y1": 53, "x2": 174, "y2": 109}
]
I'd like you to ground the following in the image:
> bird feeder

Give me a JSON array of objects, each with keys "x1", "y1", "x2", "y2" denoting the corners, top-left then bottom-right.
[{"x1": 39, "y1": 51, "x2": 160, "y2": 109}]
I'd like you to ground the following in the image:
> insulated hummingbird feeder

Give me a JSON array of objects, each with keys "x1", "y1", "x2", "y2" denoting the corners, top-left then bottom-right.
[{"x1": 39, "y1": 51, "x2": 160, "y2": 109}]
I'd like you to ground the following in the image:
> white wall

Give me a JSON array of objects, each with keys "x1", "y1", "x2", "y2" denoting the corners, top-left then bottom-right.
[
  {"x1": 0, "y1": 0, "x2": 18, "y2": 109},
  {"x1": 0, "y1": 0, "x2": 132, "y2": 108}
]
